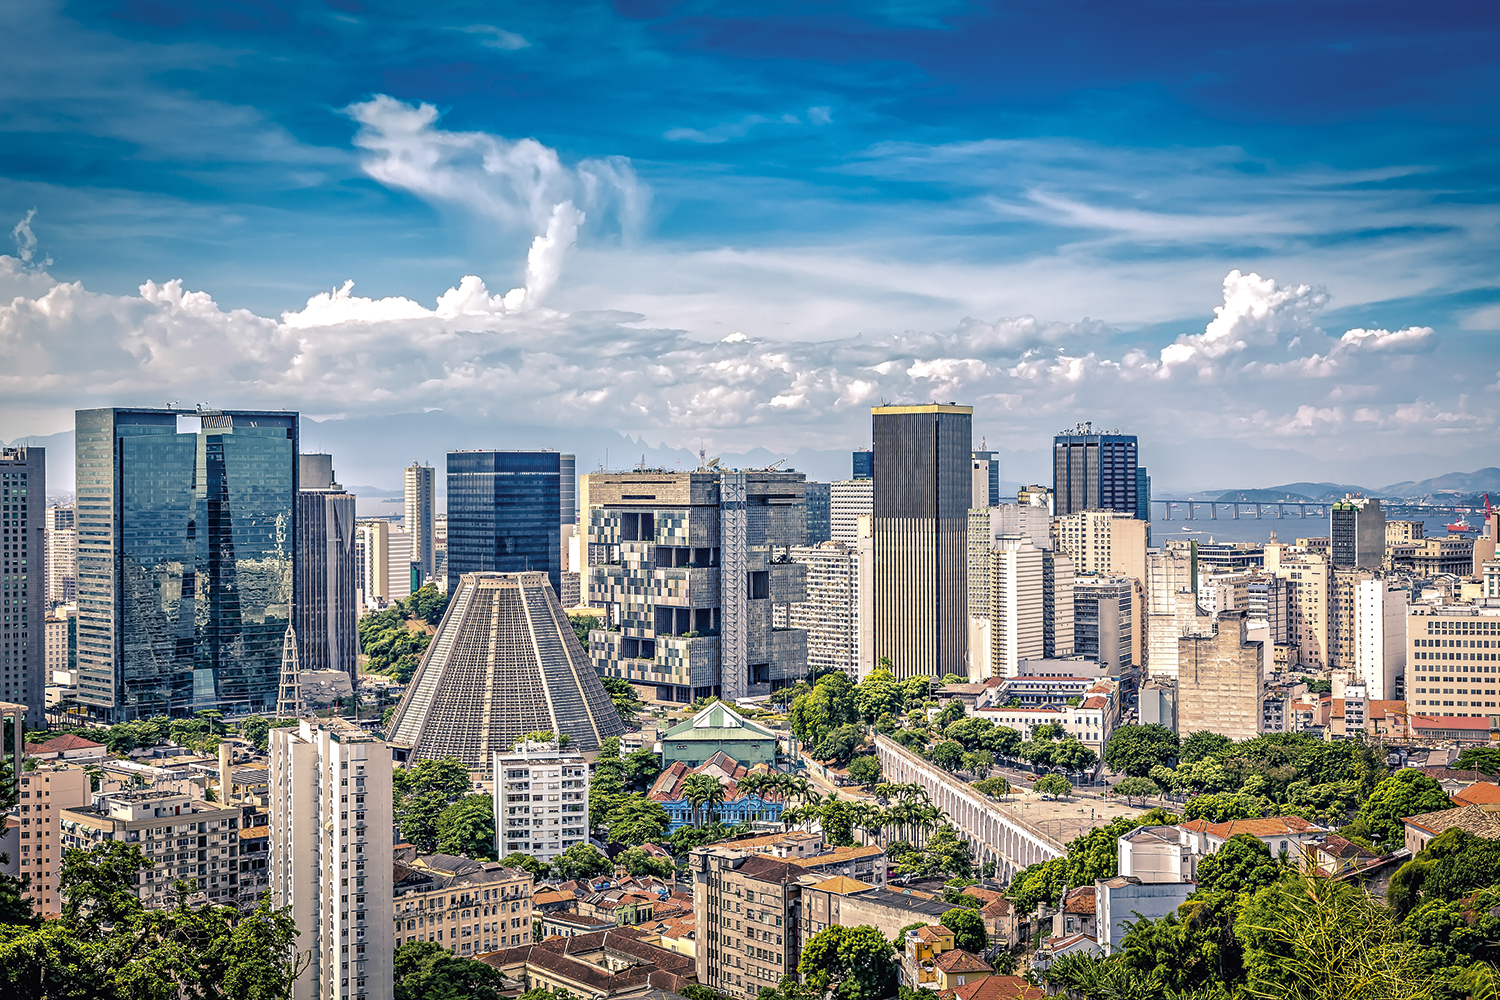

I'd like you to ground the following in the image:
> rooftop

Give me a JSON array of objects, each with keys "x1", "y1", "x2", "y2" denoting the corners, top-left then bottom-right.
[
  {"x1": 933, "y1": 950, "x2": 993, "y2": 975},
  {"x1": 1180, "y1": 816, "x2": 1323, "y2": 839},
  {"x1": 1455, "y1": 782, "x2": 1500, "y2": 807},
  {"x1": 1403, "y1": 805, "x2": 1500, "y2": 840}
]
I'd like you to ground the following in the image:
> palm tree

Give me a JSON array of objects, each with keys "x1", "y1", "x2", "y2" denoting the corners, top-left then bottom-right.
[{"x1": 681, "y1": 774, "x2": 719, "y2": 828}]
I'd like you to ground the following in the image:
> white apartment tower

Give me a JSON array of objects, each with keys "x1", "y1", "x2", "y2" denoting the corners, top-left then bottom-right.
[
  {"x1": 45, "y1": 505, "x2": 77, "y2": 609},
  {"x1": 492, "y1": 742, "x2": 590, "y2": 863},
  {"x1": 989, "y1": 535, "x2": 1045, "y2": 678},
  {"x1": 830, "y1": 479, "x2": 874, "y2": 546},
  {"x1": 789, "y1": 540, "x2": 874, "y2": 680},
  {"x1": 1354, "y1": 578, "x2": 1406, "y2": 701},
  {"x1": 403, "y1": 462, "x2": 436, "y2": 580},
  {"x1": 270, "y1": 719, "x2": 394, "y2": 1000}
]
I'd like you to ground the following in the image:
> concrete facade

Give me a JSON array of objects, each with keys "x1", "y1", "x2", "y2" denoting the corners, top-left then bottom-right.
[
  {"x1": 789, "y1": 540, "x2": 873, "y2": 681},
  {"x1": 1176, "y1": 611, "x2": 1264, "y2": 740}
]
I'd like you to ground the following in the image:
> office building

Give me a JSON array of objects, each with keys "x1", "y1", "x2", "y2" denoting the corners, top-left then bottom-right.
[
  {"x1": 447, "y1": 451, "x2": 562, "y2": 595},
  {"x1": 852, "y1": 448, "x2": 873, "y2": 481},
  {"x1": 1, "y1": 446, "x2": 44, "y2": 726},
  {"x1": 393, "y1": 854, "x2": 533, "y2": 953},
  {"x1": 1136, "y1": 468, "x2": 1151, "y2": 529},
  {"x1": 1246, "y1": 575, "x2": 1292, "y2": 646},
  {"x1": 492, "y1": 741, "x2": 590, "y2": 862},
  {"x1": 1074, "y1": 576, "x2": 1135, "y2": 675},
  {"x1": 388, "y1": 572, "x2": 625, "y2": 768},
  {"x1": 1353, "y1": 579, "x2": 1405, "y2": 701},
  {"x1": 1145, "y1": 543, "x2": 1199, "y2": 681},
  {"x1": 1329, "y1": 568, "x2": 1376, "y2": 672},
  {"x1": 45, "y1": 504, "x2": 76, "y2": 610},
  {"x1": 298, "y1": 457, "x2": 358, "y2": 681},
  {"x1": 1331, "y1": 496, "x2": 1385, "y2": 571},
  {"x1": 74, "y1": 408, "x2": 297, "y2": 722},
  {"x1": 585, "y1": 471, "x2": 808, "y2": 703},
  {"x1": 1052, "y1": 423, "x2": 1139, "y2": 517},
  {"x1": 1044, "y1": 549, "x2": 1076, "y2": 659},
  {"x1": 359, "y1": 521, "x2": 415, "y2": 605},
  {"x1": 872, "y1": 404, "x2": 972, "y2": 680},
  {"x1": 14, "y1": 766, "x2": 91, "y2": 917},
  {"x1": 830, "y1": 479, "x2": 873, "y2": 545},
  {"x1": 270, "y1": 718, "x2": 394, "y2": 1000},
  {"x1": 1176, "y1": 611, "x2": 1264, "y2": 740},
  {"x1": 805, "y1": 482, "x2": 831, "y2": 544},
  {"x1": 1196, "y1": 542, "x2": 1264, "y2": 574},
  {"x1": 559, "y1": 453, "x2": 577, "y2": 527},
  {"x1": 789, "y1": 540, "x2": 872, "y2": 680},
  {"x1": 1197, "y1": 570, "x2": 1249, "y2": 616},
  {"x1": 1388, "y1": 536, "x2": 1476, "y2": 577},
  {"x1": 1405, "y1": 606, "x2": 1500, "y2": 715},
  {"x1": 403, "y1": 462, "x2": 436, "y2": 580},
  {"x1": 60, "y1": 788, "x2": 241, "y2": 906},
  {"x1": 986, "y1": 536, "x2": 1044, "y2": 679},
  {"x1": 971, "y1": 448, "x2": 1000, "y2": 508},
  {"x1": 970, "y1": 507, "x2": 1067, "y2": 673},
  {"x1": 691, "y1": 847, "x2": 805, "y2": 998}
]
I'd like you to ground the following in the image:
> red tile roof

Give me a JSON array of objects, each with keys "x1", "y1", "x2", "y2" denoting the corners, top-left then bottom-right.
[
  {"x1": 1455, "y1": 782, "x2": 1500, "y2": 806},
  {"x1": 26, "y1": 733, "x2": 103, "y2": 753},
  {"x1": 947, "y1": 975, "x2": 1045, "y2": 1000},
  {"x1": 933, "y1": 949, "x2": 992, "y2": 974},
  {"x1": 1180, "y1": 816, "x2": 1321, "y2": 839}
]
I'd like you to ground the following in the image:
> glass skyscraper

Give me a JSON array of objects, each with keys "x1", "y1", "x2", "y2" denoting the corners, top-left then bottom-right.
[
  {"x1": 446, "y1": 451, "x2": 561, "y2": 594},
  {"x1": 75, "y1": 408, "x2": 298, "y2": 721},
  {"x1": 1053, "y1": 422, "x2": 1139, "y2": 517}
]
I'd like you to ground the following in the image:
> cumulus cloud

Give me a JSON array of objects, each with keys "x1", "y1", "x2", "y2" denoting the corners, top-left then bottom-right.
[
  {"x1": 0, "y1": 258, "x2": 1490, "y2": 468},
  {"x1": 1154, "y1": 269, "x2": 1327, "y2": 376}
]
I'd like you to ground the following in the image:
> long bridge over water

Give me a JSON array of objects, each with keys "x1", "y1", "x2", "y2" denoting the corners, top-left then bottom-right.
[{"x1": 1150, "y1": 499, "x2": 1484, "y2": 521}]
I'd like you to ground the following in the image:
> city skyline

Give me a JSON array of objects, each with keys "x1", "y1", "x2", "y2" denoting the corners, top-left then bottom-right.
[{"x1": 1, "y1": 3, "x2": 1497, "y2": 489}]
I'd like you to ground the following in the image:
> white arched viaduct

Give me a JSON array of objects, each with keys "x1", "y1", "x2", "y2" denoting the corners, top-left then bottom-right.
[{"x1": 874, "y1": 735, "x2": 1066, "y2": 880}]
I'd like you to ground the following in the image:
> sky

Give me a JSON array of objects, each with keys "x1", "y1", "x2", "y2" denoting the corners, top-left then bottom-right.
[{"x1": 2, "y1": 0, "x2": 1498, "y2": 492}]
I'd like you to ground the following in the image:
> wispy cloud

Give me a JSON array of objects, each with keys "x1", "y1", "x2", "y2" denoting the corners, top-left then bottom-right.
[
  {"x1": 664, "y1": 107, "x2": 833, "y2": 143},
  {"x1": 453, "y1": 24, "x2": 530, "y2": 50}
]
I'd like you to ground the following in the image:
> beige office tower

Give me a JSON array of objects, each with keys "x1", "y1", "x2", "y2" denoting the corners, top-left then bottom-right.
[
  {"x1": 45, "y1": 505, "x2": 77, "y2": 609},
  {"x1": 1176, "y1": 610, "x2": 1265, "y2": 740},
  {"x1": 1051, "y1": 509, "x2": 1147, "y2": 585},
  {"x1": 359, "y1": 521, "x2": 414, "y2": 604},
  {"x1": 830, "y1": 479, "x2": 874, "y2": 545},
  {"x1": 403, "y1": 462, "x2": 436, "y2": 580},
  {"x1": 1354, "y1": 578, "x2": 1406, "y2": 700},
  {"x1": 1146, "y1": 543, "x2": 1199, "y2": 681},
  {"x1": 271, "y1": 719, "x2": 394, "y2": 1000},
  {"x1": 1264, "y1": 542, "x2": 1330, "y2": 672},
  {"x1": 790, "y1": 540, "x2": 874, "y2": 681},
  {"x1": 872, "y1": 404, "x2": 972, "y2": 680}
]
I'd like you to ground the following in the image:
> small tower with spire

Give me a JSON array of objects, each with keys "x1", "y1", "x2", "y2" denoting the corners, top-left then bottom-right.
[{"x1": 276, "y1": 622, "x2": 303, "y2": 719}]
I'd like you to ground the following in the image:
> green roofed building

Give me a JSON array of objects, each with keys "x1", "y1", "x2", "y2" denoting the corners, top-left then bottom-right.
[{"x1": 661, "y1": 701, "x2": 780, "y2": 768}]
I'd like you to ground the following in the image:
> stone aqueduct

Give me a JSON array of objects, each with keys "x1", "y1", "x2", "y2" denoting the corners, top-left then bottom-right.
[{"x1": 873, "y1": 734, "x2": 1066, "y2": 879}]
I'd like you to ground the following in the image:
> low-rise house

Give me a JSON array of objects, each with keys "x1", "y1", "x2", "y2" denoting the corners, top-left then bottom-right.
[
  {"x1": 660, "y1": 702, "x2": 780, "y2": 768},
  {"x1": 904, "y1": 924, "x2": 956, "y2": 988},
  {"x1": 1454, "y1": 782, "x2": 1500, "y2": 807},
  {"x1": 942, "y1": 974, "x2": 1046, "y2": 1000},
  {"x1": 932, "y1": 949, "x2": 993, "y2": 991},
  {"x1": 1095, "y1": 877, "x2": 1193, "y2": 956},
  {"x1": 1178, "y1": 816, "x2": 1324, "y2": 859},
  {"x1": 1053, "y1": 886, "x2": 1096, "y2": 940},
  {"x1": 1402, "y1": 805, "x2": 1500, "y2": 855},
  {"x1": 1310, "y1": 835, "x2": 1379, "y2": 874},
  {"x1": 959, "y1": 885, "x2": 1020, "y2": 950},
  {"x1": 649, "y1": 751, "x2": 785, "y2": 832},
  {"x1": 655, "y1": 914, "x2": 696, "y2": 959},
  {"x1": 579, "y1": 887, "x2": 659, "y2": 926},
  {"x1": 480, "y1": 926, "x2": 698, "y2": 997},
  {"x1": 24, "y1": 733, "x2": 105, "y2": 762},
  {"x1": 801, "y1": 875, "x2": 954, "y2": 949}
]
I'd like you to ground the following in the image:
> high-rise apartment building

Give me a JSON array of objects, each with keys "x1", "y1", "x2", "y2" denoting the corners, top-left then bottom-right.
[
  {"x1": 1353, "y1": 578, "x2": 1405, "y2": 701},
  {"x1": 1043, "y1": 549, "x2": 1075, "y2": 659},
  {"x1": 585, "y1": 471, "x2": 807, "y2": 703},
  {"x1": 14, "y1": 766, "x2": 90, "y2": 917},
  {"x1": 789, "y1": 540, "x2": 872, "y2": 680},
  {"x1": 1052, "y1": 423, "x2": 1139, "y2": 517},
  {"x1": 358, "y1": 521, "x2": 414, "y2": 605},
  {"x1": 1405, "y1": 606, "x2": 1500, "y2": 716},
  {"x1": 1051, "y1": 509, "x2": 1147, "y2": 585},
  {"x1": 1329, "y1": 568, "x2": 1374, "y2": 672},
  {"x1": 403, "y1": 462, "x2": 436, "y2": 580},
  {"x1": 1, "y1": 446, "x2": 44, "y2": 726},
  {"x1": 830, "y1": 479, "x2": 873, "y2": 545},
  {"x1": 971, "y1": 449, "x2": 1000, "y2": 508},
  {"x1": 1331, "y1": 496, "x2": 1385, "y2": 571},
  {"x1": 74, "y1": 408, "x2": 297, "y2": 722},
  {"x1": 968, "y1": 506, "x2": 1068, "y2": 671},
  {"x1": 987, "y1": 535, "x2": 1044, "y2": 678},
  {"x1": 852, "y1": 448, "x2": 873, "y2": 480},
  {"x1": 1074, "y1": 575, "x2": 1135, "y2": 674},
  {"x1": 871, "y1": 404, "x2": 972, "y2": 679},
  {"x1": 804, "y1": 482, "x2": 831, "y2": 544},
  {"x1": 1176, "y1": 611, "x2": 1264, "y2": 740},
  {"x1": 1145, "y1": 543, "x2": 1198, "y2": 681},
  {"x1": 297, "y1": 459, "x2": 359, "y2": 682},
  {"x1": 691, "y1": 846, "x2": 804, "y2": 999},
  {"x1": 492, "y1": 742, "x2": 590, "y2": 863},
  {"x1": 447, "y1": 451, "x2": 562, "y2": 594},
  {"x1": 44, "y1": 504, "x2": 76, "y2": 610},
  {"x1": 270, "y1": 718, "x2": 394, "y2": 1000}
]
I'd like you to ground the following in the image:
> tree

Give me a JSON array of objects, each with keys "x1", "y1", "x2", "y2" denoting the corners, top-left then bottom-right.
[
  {"x1": 1049, "y1": 738, "x2": 1098, "y2": 774},
  {"x1": 928, "y1": 740, "x2": 965, "y2": 772},
  {"x1": 394, "y1": 940, "x2": 507, "y2": 1000},
  {"x1": 1181, "y1": 792, "x2": 1263, "y2": 823},
  {"x1": 1194, "y1": 834, "x2": 1286, "y2": 896},
  {"x1": 798, "y1": 925, "x2": 898, "y2": 1000},
  {"x1": 1104, "y1": 724, "x2": 1180, "y2": 777},
  {"x1": 1388, "y1": 828, "x2": 1500, "y2": 918},
  {"x1": 1113, "y1": 776, "x2": 1159, "y2": 805},
  {"x1": 820, "y1": 795, "x2": 856, "y2": 847},
  {"x1": 395, "y1": 757, "x2": 474, "y2": 853},
  {"x1": 617, "y1": 847, "x2": 675, "y2": 880},
  {"x1": 501, "y1": 852, "x2": 552, "y2": 880},
  {"x1": 895, "y1": 823, "x2": 972, "y2": 881},
  {"x1": 940, "y1": 907, "x2": 987, "y2": 953},
  {"x1": 1035, "y1": 773, "x2": 1071, "y2": 798},
  {"x1": 855, "y1": 667, "x2": 905, "y2": 722},
  {"x1": 551, "y1": 844, "x2": 612, "y2": 881},
  {"x1": 1180, "y1": 730, "x2": 1234, "y2": 764},
  {"x1": 847, "y1": 756, "x2": 882, "y2": 786},
  {"x1": 973, "y1": 776, "x2": 1010, "y2": 799},
  {"x1": 1453, "y1": 746, "x2": 1500, "y2": 776},
  {"x1": 814, "y1": 724, "x2": 863, "y2": 765},
  {"x1": 1356, "y1": 770, "x2": 1452, "y2": 850},
  {"x1": 1007, "y1": 856, "x2": 1068, "y2": 911},
  {"x1": 600, "y1": 676, "x2": 642, "y2": 721},
  {"x1": 682, "y1": 773, "x2": 728, "y2": 828},
  {"x1": 606, "y1": 797, "x2": 673, "y2": 846},
  {"x1": 435, "y1": 795, "x2": 497, "y2": 860}
]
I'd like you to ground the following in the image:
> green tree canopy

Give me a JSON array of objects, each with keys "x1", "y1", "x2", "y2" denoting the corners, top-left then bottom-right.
[
  {"x1": 973, "y1": 776, "x2": 1011, "y2": 799},
  {"x1": 1113, "y1": 776, "x2": 1159, "y2": 804},
  {"x1": 606, "y1": 797, "x2": 673, "y2": 846},
  {"x1": 552, "y1": 844, "x2": 612, "y2": 882},
  {"x1": 1179, "y1": 730, "x2": 1235, "y2": 764},
  {"x1": 394, "y1": 940, "x2": 507, "y2": 1000},
  {"x1": 617, "y1": 847, "x2": 675, "y2": 881},
  {"x1": 1181, "y1": 792, "x2": 1264, "y2": 823},
  {"x1": 1035, "y1": 773, "x2": 1072, "y2": 798},
  {"x1": 798, "y1": 925, "x2": 898, "y2": 1000},
  {"x1": 435, "y1": 794, "x2": 497, "y2": 860},
  {"x1": 847, "y1": 755, "x2": 883, "y2": 786},
  {"x1": 1194, "y1": 834, "x2": 1286, "y2": 895},
  {"x1": 1453, "y1": 746, "x2": 1500, "y2": 776},
  {"x1": 1104, "y1": 724, "x2": 1180, "y2": 777},
  {"x1": 854, "y1": 668, "x2": 905, "y2": 722},
  {"x1": 928, "y1": 740, "x2": 965, "y2": 772},
  {"x1": 1355, "y1": 770, "x2": 1452, "y2": 850},
  {"x1": 501, "y1": 852, "x2": 552, "y2": 880},
  {"x1": 939, "y1": 907, "x2": 987, "y2": 953},
  {"x1": 395, "y1": 757, "x2": 475, "y2": 853},
  {"x1": 1388, "y1": 828, "x2": 1500, "y2": 919}
]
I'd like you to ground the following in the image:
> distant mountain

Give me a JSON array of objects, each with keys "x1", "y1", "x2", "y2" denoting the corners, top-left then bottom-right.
[
  {"x1": 1379, "y1": 468, "x2": 1500, "y2": 498},
  {"x1": 1211, "y1": 482, "x2": 1375, "y2": 503}
]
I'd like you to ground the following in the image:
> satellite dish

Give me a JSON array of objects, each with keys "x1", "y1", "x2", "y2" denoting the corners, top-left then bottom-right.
[{"x1": 707, "y1": 457, "x2": 721, "y2": 469}]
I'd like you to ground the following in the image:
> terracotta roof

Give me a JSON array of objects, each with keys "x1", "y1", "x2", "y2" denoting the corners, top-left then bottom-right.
[
  {"x1": 1417, "y1": 768, "x2": 1492, "y2": 783},
  {"x1": 1411, "y1": 715, "x2": 1496, "y2": 731},
  {"x1": 1080, "y1": 696, "x2": 1109, "y2": 710},
  {"x1": 1455, "y1": 782, "x2": 1500, "y2": 806},
  {"x1": 479, "y1": 926, "x2": 696, "y2": 994},
  {"x1": 1062, "y1": 886, "x2": 1095, "y2": 915},
  {"x1": 1403, "y1": 805, "x2": 1500, "y2": 840},
  {"x1": 981, "y1": 898, "x2": 1013, "y2": 918},
  {"x1": 947, "y1": 976, "x2": 1044, "y2": 1000},
  {"x1": 810, "y1": 875, "x2": 873, "y2": 895},
  {"x1": 1315, "y1": 835, "x2": 1377, "y2": 862},
  {"x1": 913, "y1": 925, "x2": 949, "y2": 944},
  {"x1": 933, "y1": 949, "x2": 992, "y2": 974},
  {"x1": 1180, "y1": 816, "x2": 1322, "y2": 839},
  {"x1": 785, "y1": 844, "x2": 885, "y2": 869},
  {"x1": 959, "y1": 886, "x2": 1007, "y2": 906},
  {"x1": 26, "y1": 733, "x2": 103, "y2": 752},
  {"x1": 534, "y1": 890, "x2": 577, "y2": 907},
  {"x1": 657, "y1": 915, "x2": 695, "y2": 940}
]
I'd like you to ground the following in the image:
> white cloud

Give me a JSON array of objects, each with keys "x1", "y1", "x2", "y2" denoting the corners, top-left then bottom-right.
[
  {"x1": 454, "y1": 24, "x2": 530, "y2": 50},
  {"x1": 1462, "y1": 304, "x2": 1500, "y2": 330},
  {"x1": 1337, "y1": 326, "x2": 1435, "y2": 352},
  {"x1": 664, "y1": 111, "x2": 816, "y2": 143},
  {"x1": 1155, "y1": 269, "x2": 1327, "y2": 376}
]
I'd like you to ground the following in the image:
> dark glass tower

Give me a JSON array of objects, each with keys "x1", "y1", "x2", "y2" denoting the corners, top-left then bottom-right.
[
  {"x1": 1, "y1": 445, "x2": 45, "y2": 727},
  {"x1": 852, "y1": 449, "x2": 873, "y2": 480},
  {"x1": 1053, "y1": 422, "x2": 1139, "y2": 516},
  {"x1": 75, "y1": 408, "x2": 298, "y2": 721},
  {"x1": 446, "y1": 451, "x2": 561, "y2": 595},
  {"x1": 296, "y1": 481, "x2": 358, "y2": 684}
]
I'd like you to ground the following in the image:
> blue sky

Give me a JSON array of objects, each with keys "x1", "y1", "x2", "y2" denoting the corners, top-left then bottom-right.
[{"x1": 2, "y1": 0, "x2": 1498, "y2": 490}]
